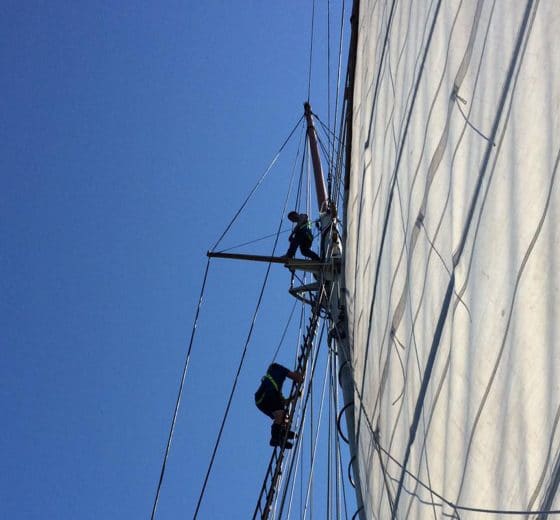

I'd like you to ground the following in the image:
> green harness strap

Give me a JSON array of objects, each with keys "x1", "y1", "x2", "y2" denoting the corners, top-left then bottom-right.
[
  {"x1": 255, "y1": 373, "x2": 280, "y2": 405},
  {"x1": 263, "y1": 373, "x2": 279, "y2": 392}
]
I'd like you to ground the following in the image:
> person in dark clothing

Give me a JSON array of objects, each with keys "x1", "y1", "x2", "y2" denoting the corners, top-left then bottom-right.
[
  {"x1": 285, "y1": 211, "x2": 321, "y2": 261},
  {"x1": 254, "y1": 363, "x2": 304, "y2": 448}
]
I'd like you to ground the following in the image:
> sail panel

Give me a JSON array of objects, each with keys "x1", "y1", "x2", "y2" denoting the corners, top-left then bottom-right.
[{"x1": 345, "y1": 0, "x2": 560, "y2": 517}]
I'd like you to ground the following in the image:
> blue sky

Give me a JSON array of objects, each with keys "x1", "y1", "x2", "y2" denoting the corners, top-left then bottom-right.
[{"x1": 1, "y1": 2, "x2": 353, "y2": 518}]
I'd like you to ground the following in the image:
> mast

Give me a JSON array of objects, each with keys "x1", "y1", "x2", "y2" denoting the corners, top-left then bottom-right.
[
  {"x1": 253, "y1": 101, "x2": 365, "y2": 519},
  {"x1": 304, "y1": 99, "x2": 366, "y2": 519},
  {"x1": 251, "y1": 104, "x2": 332, "y2": 518},
  {"x1": 209, "y1": 102, "x2": 360, "y2": 518},
  {"x1": 304, "y1": 102, "x2": 329, "y2": 214}
]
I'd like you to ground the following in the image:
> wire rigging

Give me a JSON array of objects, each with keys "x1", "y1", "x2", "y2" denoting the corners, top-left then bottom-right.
[
  {"x1": 150, "y1": 259, "x2": 212, "y2": 520},
  {"x1": 194, "y1": 119, "x2": 306, "y2": 517},
  {"x1": 278, "y1": 344, "x2": 314, "y2": 518},
  {"x1": 327, "y1": 343, "x2": 333, "y2": 519},
  {"x1": 276, "y1": 319, "x2": 328, "y2": 519},
  {"x1": 215, "y1": 229, "x2": 292, "y2": 254},
  {"x1": 331, "y1": 0, "x2": 347, "y2": 194},
  {"x1": 271, "y1": 300, "x2": 299, "y2": 363},
  {"x1": 328, "y1": 307, "x2": 560, "y2": 517},
  {"x1": 307, "y1": 0, "x2": 316, "y2": 102},
  {"x1": 283, "y1": 374, "x2": 308, "y2": 519},
  {"x1": 303, "y1": 351, "x2": 332, "y2": 519},
  {"x1": 210, "y1": 115, "x2": 304, "y2": 252},
  {"x1": 327, "y1": 0, "x2": 332, "y2": 194},
  {"x1": 153, "y1": 1, "x2": 352, "y2": 517},
  {"x1": 189, "y1": 2, "x2": 353, "y2": 515},
  {"x1": 192, "y1": 252, "x2": 273, "y2": 518},
  {"x1": 271, "y1": 276, "x2": 355, "y2": 519}
]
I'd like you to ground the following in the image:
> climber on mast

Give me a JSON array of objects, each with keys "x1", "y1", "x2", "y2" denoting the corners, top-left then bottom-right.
[
  {"x1": 254, "y1": 363, "x2": 304, "y2": 448},
  {"x1": 252, "y1": 102, "x2": 337, "y2": 518},
  {"x1": 284, "y1": 211, "x2": 321, "y2": 261}
]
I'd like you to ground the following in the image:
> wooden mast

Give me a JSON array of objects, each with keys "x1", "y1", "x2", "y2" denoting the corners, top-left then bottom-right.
[{"x1": 304, "y1": 101, "x2": 330, "y2": 213}]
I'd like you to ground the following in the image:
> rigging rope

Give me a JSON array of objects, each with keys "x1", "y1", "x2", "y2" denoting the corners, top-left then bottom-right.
[
  {"x1": 271, "y1": 299, "x2": 299, "y2": 363},
  {"x1": 215, "y1": 228, "x2": 291, "y2": 254},
  {"x1": 307, "y1": 0, "x2": 316, "y2": 102},
  {"x1": 188, "y1": 2, "x2": 352, "y2": 512},
  {"x1": 327, "y1": 344, "x2": 333, "y2": 519},
  {"x1": 153, "y1": 3, "x2": 351, "y2": 516},
  {"x1": 331, "y1": 0, "x2": 346, "y2": 201},
  {"x1": 303, "y1": 351, "x2": 332, "y2": 519},
  {"x1": 327, "y1": 0, "x2": 332, "y2": 194},
  {"x1": 315, "y1": 114, "x2": 343, "y2": 147},
  {"x1": 150, "y1": 258, "x2": 212, "y2": 520},
  {"x1": 210, "y1": 115, "x2": 304, "y2": 252},
  {"x1": 194, "y1": 121, "x2": 304, "y2": 517},
  {"x1": 330, "y1": 343, "x2": 351, "y2": 520},
  {"x1": 316, "y1": 132, "x2": 336, "y2": 175},
  {"x1": 275, "y1": 319, "x2": 328, "y2": 519},
  {"x1": 272, "y1": 279, "x2": 353, "y2": 520},
  {"x1": 336, "y1": 415, "x2": 351, "y2": 520},
  {"x1": 327, "y1": 309, "x2": 560, "y2": 517},
  {"x1": 283, "y1": 415, "x2": 307, "y2": 519},
  {"x1": 192, "y1": 257, "x2": 273, "y2": 518}
]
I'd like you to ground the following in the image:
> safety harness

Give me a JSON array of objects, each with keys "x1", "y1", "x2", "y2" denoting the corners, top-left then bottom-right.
[
  {"x1": 255, "y1": 373, "x2": 279, "y2": 404},
  {"x1": 294, "y1": 220, "x2": 313, "y2": 241}
]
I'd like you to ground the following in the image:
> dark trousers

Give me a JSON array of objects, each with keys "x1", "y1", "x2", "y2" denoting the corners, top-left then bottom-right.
[{"x1": 287, "y1": 233, "x2": 320, "y2": 261}]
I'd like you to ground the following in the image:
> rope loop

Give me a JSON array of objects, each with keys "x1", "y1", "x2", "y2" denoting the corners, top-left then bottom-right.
[{"x1": 336, "y1": 401, "x2": 353, "y2": 444}]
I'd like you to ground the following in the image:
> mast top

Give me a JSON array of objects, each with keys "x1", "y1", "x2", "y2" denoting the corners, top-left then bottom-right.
[{"x1": 303, "y1": 102, "x2": 329, "y2": 213}]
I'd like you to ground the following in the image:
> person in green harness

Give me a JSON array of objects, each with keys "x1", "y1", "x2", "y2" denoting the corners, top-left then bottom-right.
[
  {"x1": 285, "y1": 211, "x2": 321, "y2": 261},
  {"x1": 254, "y1": 363, "x2": 304, "y2": 449}
]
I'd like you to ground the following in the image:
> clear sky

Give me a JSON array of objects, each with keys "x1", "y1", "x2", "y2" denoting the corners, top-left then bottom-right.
[{"x1": 1, "y1": 2, "x2": 354, "y2": 518}]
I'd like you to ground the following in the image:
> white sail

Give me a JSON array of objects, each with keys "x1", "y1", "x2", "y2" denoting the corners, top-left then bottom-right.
[{"x1": 343, "y1": 1, "x2": 560, "y2": 517}]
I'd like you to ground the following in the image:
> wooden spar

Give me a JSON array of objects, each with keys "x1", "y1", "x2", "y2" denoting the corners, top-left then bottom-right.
[
  {"x1": 208, "y1": 251, "x2": 289, "y2": 264},
  {"x1": 207, "y1": 251, "x2": 324, "y2": 269},
  {"x1": 304, "y1": 102, "x2": 329, "y2": 213}
]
